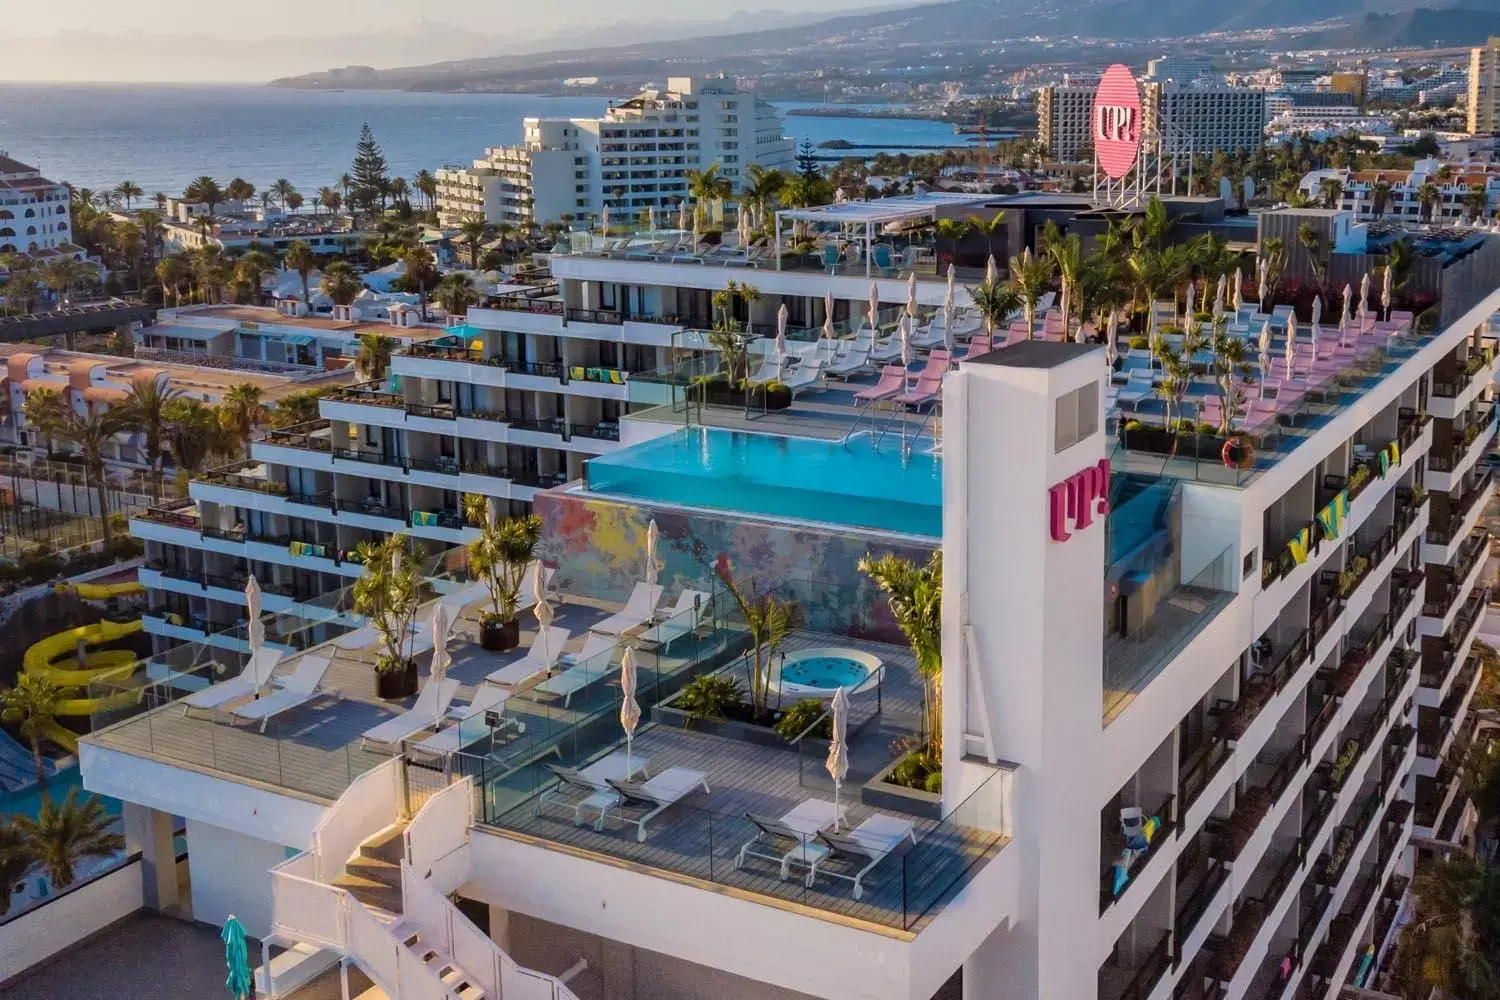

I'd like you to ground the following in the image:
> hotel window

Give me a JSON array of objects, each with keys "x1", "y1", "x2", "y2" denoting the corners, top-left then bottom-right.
[{"x1": 1053, "y1": 382, "x2": 1099, "y2": 453}]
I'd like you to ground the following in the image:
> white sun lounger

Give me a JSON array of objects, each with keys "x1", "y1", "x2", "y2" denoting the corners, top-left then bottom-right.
[
  {"x1": 228, "y1": 656, "x2": 333, "y2": 733},
  {"x1": 532, "y1": 651, "x2": 620, "y2": 707},
  {"x1": 826, "y1": 344, "x2": 871, "y2": 379},
  {"x1": 783, "y1": 358, "x2": 825, "y2": 398},
  {"x1": 807, "y1": 813, "x2": 917, "y2": 899},
  {"x1": 599, "y1": 767, "x2": 712, "y2": 840},
  {"x1": 182, "y1": 648, "x2": 284, "y2": 714},
  {"x1": 560, "y1": 631, "x2": 618, "y2": 666},
  {"x1": 486, "y1": 626, "x2": 570, "y2": 688},
  {"x1": 591, "y1": 582, "x2": 664, "y2": 637},
  {"x1": 411, "y1": 684, "x2": 513, "y2": 756},
  {"x1": 361, "y1": 677, "x2": 462, "y2": 749},
  {"x1": 641, "y1": 589, "x2": 712, "y2": 647}
]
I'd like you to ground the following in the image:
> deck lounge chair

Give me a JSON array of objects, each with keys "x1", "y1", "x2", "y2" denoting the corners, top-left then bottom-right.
[
  {"x1": 532, "y1": 652, "x2": 620, "y2": 707},
  {"x1": 915, "y1": 349, "x2": 952, "y2": 381},
  {"x1": 591, "y1": 582, "x2": 665, "y2": 637},
  {"x1": 485, "y1": 626, "x2": 569, "y2": 688},
  {"x1": 821, "y1": 244, "x2": 841, "y2": 273},
  {"x1": 412, "y1": 684, "x2": 514, "y2": 756},
  {"x1": 182, "y1": 648, "x2": 284, "y2": 714},
  {"x1": 783, "y1": 359, "x2": 826, "y2": 398},
  {"x1": 958, "y1": 334, "x2": 993, "y2": 362},
  {"x1": 228, "y1": 656, "x2": 332, "y2": 733},
  {"x1": 826, "y1": 343, "x2": 871, "y2": 379},
  {"x1": 868, "y1": 335, "x2": 903, "y2": 363},
  {"x1": 361, "y1": 677, "x2": 461, "y2": 749},
  {"x1": 854, "y1": 366, "x2": 907, "y2": 405},
  {"x1": 871, "y1": 245, "x2": 895, "y2": 273},
  {"x1": 744, "y1": 354, "x2": 782, "y2": 388},
  {"x1": 891, "y1": 374, "x2": 942, "y2": 409},
  {"x1": 1114, "y1": 369, "x2": 1156, "y2": 409},
  {"x1": 560, "y1": 631, "x2": 618, "y2": 667},
  {"x1": 600, "y1": 767, "x2": 712, "y2": 840},
  {"x1": 737, "y1": 813, "x2": 821, "y2": 877},
  {"x1": 807, "y1": 814, "x2": 918, "y2": 899}
]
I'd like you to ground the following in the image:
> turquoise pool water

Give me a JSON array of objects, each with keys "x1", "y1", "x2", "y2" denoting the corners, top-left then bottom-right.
[
  {"x1": 782, "y1": 657, "x2": 869, "y2": 689},
  {"x1": 0, "y1": 765, "x2": 121, "y2": 819},
  {"x1": 585, "y1": 428, "x2": 941, "y2": 536}
]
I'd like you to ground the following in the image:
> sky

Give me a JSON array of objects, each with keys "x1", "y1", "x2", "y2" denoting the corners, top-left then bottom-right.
[{"x1": 3, "y1": 0, "x2": 887, "y2": 82}]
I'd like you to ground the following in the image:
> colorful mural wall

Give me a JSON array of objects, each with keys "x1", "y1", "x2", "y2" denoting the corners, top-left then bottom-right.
[{"x1": 535, "y1": 489, "x2": 936, "y2": 645}]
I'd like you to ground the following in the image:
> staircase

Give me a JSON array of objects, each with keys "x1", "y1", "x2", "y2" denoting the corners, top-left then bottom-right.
[
  {"x1": 334, "y1": 825, "x2": 405, "y2": 915},
  {"x1": 269, "y1": 758, "x2": 579, "y2": 1000}
]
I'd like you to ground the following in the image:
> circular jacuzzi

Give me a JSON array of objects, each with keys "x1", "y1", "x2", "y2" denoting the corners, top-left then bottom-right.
[{"x1": 772, "y1": 647, "x2": 884, "y2": 698}]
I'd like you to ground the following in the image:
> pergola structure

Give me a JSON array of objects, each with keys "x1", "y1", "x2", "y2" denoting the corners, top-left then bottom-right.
[{"x1": 773, "y1": 193, "x2": 996, "y2": 276}]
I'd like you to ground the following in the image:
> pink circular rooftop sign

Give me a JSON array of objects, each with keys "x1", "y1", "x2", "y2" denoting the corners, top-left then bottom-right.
[{"x1": 1093, "y1": 64, "x2": 1142, "y2": 180}]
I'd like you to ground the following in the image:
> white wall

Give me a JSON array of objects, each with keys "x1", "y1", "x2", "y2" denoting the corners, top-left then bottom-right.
[
  {"x1": 0, "y1": 857, "x2": 143, "y2": 985},
  {"x1": 186, "y1": 820, "x2": 291, "y2": 938}
]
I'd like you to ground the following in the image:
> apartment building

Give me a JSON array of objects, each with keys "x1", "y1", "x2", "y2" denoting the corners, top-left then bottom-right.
[
  {"x1": 84, "y1": 198, "x2": 1500, "y2": 1000},
  {"x1": 0, "y1": 151, "x2": 81, "y2": 262},
  {"x1": 1036, "y1": 76, "x2": 1100, "y2": 162},
  {"x1": 1469, "y1": 37, "x2": 1500, "y2": 135},
  {"x1": 436, "y1": 76, "x2": 795, "y2": 229},
  {"x1": 1298, "y1": 158, "x2": 1500, "y2": 223},
  {"x1": 1145, "y1": 55, "x2": 1217, "y2": 85},
  {"x1": 1144, "y1": 80, "x2": 1269, "y2": 154}
]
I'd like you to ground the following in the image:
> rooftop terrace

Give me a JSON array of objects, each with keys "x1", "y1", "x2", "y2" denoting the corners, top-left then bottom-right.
[{"x1": 85, "y1": 564, "x2": 1011, "y2": 933}]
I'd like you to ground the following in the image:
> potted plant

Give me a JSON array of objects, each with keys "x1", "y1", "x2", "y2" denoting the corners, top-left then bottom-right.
[
  {"x1": 713, "y1": 561, "x2": 799, "y2": 723},
  {"x1": 462, "y1": 493, "x2": 542, "y2": 651},
  {"x1": 352, "y1": 533, "x2": 423, "y2": 699}
]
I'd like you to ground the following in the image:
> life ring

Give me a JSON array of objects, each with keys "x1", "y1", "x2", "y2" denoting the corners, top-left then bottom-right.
[{"x1": 1223, "y1": 436, "x2": 1255, "y2": 469}]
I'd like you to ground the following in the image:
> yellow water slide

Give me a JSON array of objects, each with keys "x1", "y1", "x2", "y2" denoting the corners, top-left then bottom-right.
[
  {"x1": 23, "y1": 618, "x2": 146, "y2": 751},
  {"x1": 55, "y1": 580, "x2": 148, "y2": 601}
]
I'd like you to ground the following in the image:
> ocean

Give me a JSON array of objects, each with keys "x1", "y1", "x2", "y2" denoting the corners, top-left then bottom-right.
[{"x1": 0, "y1": 83, "x2": 971, "y2": 198}]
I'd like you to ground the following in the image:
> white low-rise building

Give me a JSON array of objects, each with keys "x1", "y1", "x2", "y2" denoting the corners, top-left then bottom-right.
[{"x1": 0, "y1": 151, "x2": 81, "y2": 262}]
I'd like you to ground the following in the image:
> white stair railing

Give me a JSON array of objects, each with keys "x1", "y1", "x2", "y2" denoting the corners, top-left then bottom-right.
[{"x1": 311, "y1": 757, "x2": 403, "y2": 882}]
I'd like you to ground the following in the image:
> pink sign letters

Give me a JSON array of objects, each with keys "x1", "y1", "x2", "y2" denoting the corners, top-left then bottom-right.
[{"x1": 1049, "y1": 458, "x2": 1111, "y2": 542}]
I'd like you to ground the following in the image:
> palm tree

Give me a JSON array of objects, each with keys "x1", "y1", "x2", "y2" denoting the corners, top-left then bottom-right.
[
  {"x1": 270, "y1": 178, "x2": 297, "y2": 213},
  {"x1": 1009, "y1": 250, "x2": 1055, "y2": 341},
  {"x1": 25, "y1": 390, "x2": 136, "y2": 544},
  {"x1": 1296, "y1": 222, "x2": 1324, "y2": 287},
  {"x1": 21, "y1": 386, "x2": 63, "y2": 451},
  {"x1": 338, "y1": 173, "x2": 353, "y2": 202},
  {"x1": 458, "y1": 215, "x2": 489, "y2": 267},
  {"x1": 1209, "y1": 322, "x2": 1250, "y2": 434},
  {"x1": 388, "y1": 177, "x2": 410, "y2": 211},
  {"x1": 39, "y1": 257, "x2": 91, "y2": 306},
  {"x1": 219, "y1": 384, "x2": 268, "y2": 458},
  {"x1": 434, "y1": 272, "x2": 479, "y2": 317},
  {"x1": 162, "y1": 398, "x2": 235, "y2": 475},
  {"x1": 969, "y1": 278, "x2": 1022, "y2": 335},
  {"x1": 0, "y1": 819, "x2": 35, "y2": 917},
  {"x1": 740, "y1": 164, "x2": 785, "y2": 228},
  {"x1": 319, "y1": 260, "x2": 362, "y2": 306},
  {"x1": 0, "y1": 674, "x2": 62, "y2": 785},
  {"x1": 685, "y1": 165, "x2": 733, "y2": 237},
  {"x1": 713, "y1": 561, "x2": 798, "y2": 716},
  {"x1": 1318, "y1": 177, "x2": 1344, "y2": 210},
  {"x1": 1043, "y1": 221, "x2": 1082, "y2": 332},
  {"x1": 268, "y1": 387, "x2": 327, "y2": 428},
  {"x1": 317, "y1": 187, "x2": 342, "y2": 218},
  {"x1": 182, "y1": 175, "x2": 223, "y2": 214},
  {"x1": 11, "y1": 788, "x2": 124, "y2": 889},
  {"x1": 224, "y1": 177, "x2": 255, "y2": 205},
  {"x1": 1389, "y1": 855, "x2": 1496, "y2": 998},
  {"x1": 967, "y1": 211, "x2": 1006, "y2": 260},
  {"x1": 413, "y1": 169, "x2": 437, "y2": 212},
  {"x1": 1465, "y1": 184, "x2": 1488, "y2": 222},
  {"x1": 282, "y1": 240, "x2": 317, "y2": 309},
  {"x1": 233, "y1": 249, "x2": 275, "y2": 304},
  {"x1": 123, "y1": 376, "x2": 183, "y2": 493},
  {"x1": 1156, "y1": 346, "x2": 1191, "y2": 432},
  {"x1": 1418, "y1": 181, "x2": 1441, "y2": 222},
  {"x1": 286, "y1": 191, "x2": 304, "y2": 214},
  {"x1": 154, "y1": 256, "x2": 188, "y2": 307},
  {"x1": 190, "y1": 245, "x2": 230, "y2": 303},
  {"x1": 1371, "y1": 179, "x2": 1392, "y2": 218},
  {"x1": 356, "y1": 333, "x2": 394, "y2": 381},
  {"x1": 859, "y1": 552, "x2": 942, "y2": 752},
  {"x1": 114, "y1": 180, "x2": 143, "y2": 211},
  {"x1": 402, "y1": 245, "x2": 437, "y2": 321}
]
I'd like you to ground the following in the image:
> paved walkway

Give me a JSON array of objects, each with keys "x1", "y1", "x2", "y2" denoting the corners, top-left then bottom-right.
[{"x1": 4, "y1": 913, "x2": 256, "y2": 1000}]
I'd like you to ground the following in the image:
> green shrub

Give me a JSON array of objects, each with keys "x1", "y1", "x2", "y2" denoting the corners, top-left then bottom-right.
[
  {"x1": 923, "y1": 770, "x2": 943, "y2": 795},
  {"x1": 774, "y1": 698, "x2": 830, "y2": 739},
  {"x1": 677, "y1": 673, "x2": 742, "y2": 722},
  {"x1": 1128, "y1": 335, "x2": 1148, "y2": 350}
]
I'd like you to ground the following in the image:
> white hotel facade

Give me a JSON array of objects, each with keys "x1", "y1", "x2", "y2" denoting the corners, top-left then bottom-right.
[
  {"x1": 435, "y1": 76, "x2": 795, "y2": 228},
  {"x1": 90, "y1": 199, "x2": 1500, "y2": 1000}
]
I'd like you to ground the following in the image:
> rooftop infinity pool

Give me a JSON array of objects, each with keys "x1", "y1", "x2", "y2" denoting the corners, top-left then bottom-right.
[{"x1": 584, "y1": 428, "x2": 941, "y2": 536}]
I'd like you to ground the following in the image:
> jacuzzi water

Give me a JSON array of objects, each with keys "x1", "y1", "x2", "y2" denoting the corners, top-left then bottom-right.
[{"x1": 781, "y1": 656, "x2": 871, "y2": 690}]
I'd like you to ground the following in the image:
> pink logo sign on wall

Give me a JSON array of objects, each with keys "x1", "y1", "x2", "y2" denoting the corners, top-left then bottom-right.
[
  {"x1": 1093, "y1": 64, "x2": 1142, "y2": 180},
  {"x1": 1049, "y1": 458, "x2": 1111, "y2": 543}
]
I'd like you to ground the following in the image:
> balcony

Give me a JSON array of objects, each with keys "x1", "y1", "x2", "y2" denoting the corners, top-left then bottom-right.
[
  {"x1": 1424, "y1": 468, "x2": 1494, "y2": 548},
  {"x1": 1426, "y1": 406, "x2": 1497, "y2": 490},
  {"x1": 1100, "y1": 792, "x2": 1176, "y2": 913},
  {"x1": 1099, "y1": 930, "x2": 1174, "y2": 1000}
]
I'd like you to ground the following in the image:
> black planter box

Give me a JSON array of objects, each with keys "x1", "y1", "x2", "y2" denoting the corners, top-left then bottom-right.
[{"x1": 376, "y1": 659, "x2": 419, "y2": 700}]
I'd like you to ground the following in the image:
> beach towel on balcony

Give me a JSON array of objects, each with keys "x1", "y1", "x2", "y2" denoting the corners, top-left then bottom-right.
[
  {"x1": 1317, "y1": 491, "x2": 1348, "y2": 540},
  {"x1": 569, "y1": 367, "x2": 585, "y2": 381},
  {"x1": 1378, "y1": 449, "x2": 1390, "y2": 478},
  {"x1": 1387, "y1": 439, "x2": 1401, "y2": 467},
  {"x1": 1288, "y1": 531, "x2": 1309, "y2": 566},
  {"x1": 609, "y1": 370, "x2": 626, "y2": 384},
  {"x1": 411, "y1": 511, "x2": 439, "y2": 527}
]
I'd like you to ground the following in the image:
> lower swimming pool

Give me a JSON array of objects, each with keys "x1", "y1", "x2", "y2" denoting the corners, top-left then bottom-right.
[{"x1": 585, "y1": 427, "x2": 941, "y2": 536}]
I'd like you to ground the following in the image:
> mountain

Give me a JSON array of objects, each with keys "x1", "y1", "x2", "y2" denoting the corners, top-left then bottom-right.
[{"x1": 269, "y1": 0, "x2": 1500, "y2": 92}]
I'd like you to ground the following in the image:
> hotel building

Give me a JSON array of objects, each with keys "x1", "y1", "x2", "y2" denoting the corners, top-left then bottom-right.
[
  {"x1": 76, "y1": 194, "x2": 1500, "y2": 1000},
  {"x1": 0, "y1": 151, "x2": 81, "y2": 262},
  {"x1": 1036, "y1": 77, "x2": 1100, "y2": 162},
  {"x1": 1143, "y1": 80, "x2": 1270, "y2": 155},
  {"x1": 1297, "y1": 158, "x2": 1500, "y2": 223},
  {"x1": 435, "y1": 76, "x2": 795, "y2": 228},
  {"x1": 1470, "y1": 38, "x2": 1500, "y2": 135}
]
